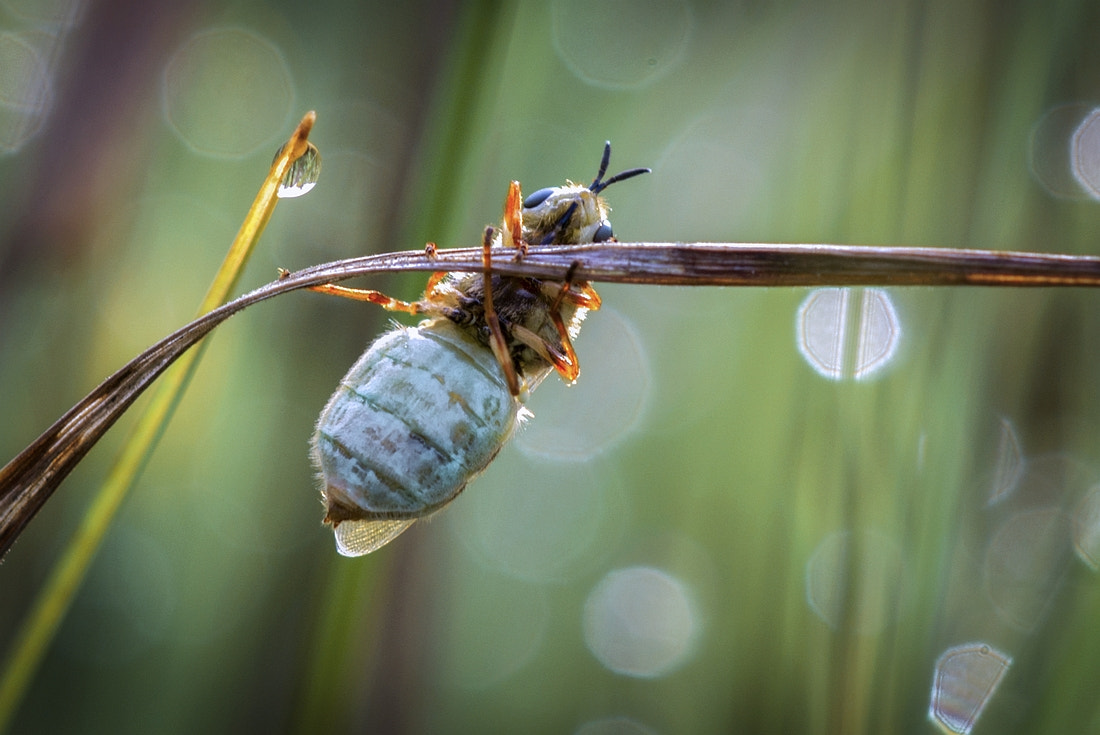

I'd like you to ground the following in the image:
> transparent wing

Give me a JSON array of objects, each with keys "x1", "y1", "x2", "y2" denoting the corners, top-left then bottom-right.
[{"x1": 333, "y1": 519, "x2": 416, "y2": 556}]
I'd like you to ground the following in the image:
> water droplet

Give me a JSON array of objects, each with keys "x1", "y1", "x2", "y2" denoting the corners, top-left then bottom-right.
[
  {"x1": 275, "y1": 141, "x2": 321, "y2": 198},
  {"x1": 583, "y1": 566, "x2": 699, "y2": 678},
  {"x1": 796, "y1": 288, "x2": 901, "y2": 381},
  {"x1": 928, "y1": 642, "x2": 1011, "y2": 734}
]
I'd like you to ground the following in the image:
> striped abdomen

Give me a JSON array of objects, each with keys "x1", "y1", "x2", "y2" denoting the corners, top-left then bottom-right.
[{"x1": 311, "y1": 319, "x2": 520, "y2": 554}]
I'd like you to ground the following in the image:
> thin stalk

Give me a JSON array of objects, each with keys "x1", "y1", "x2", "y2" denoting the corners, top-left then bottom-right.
[
  {"x1": 4, "y1": 238, "x2": 1100, "y2": 560},
  {"x1": 0, "y1": 111, "x2": 318, "y2": 732}
]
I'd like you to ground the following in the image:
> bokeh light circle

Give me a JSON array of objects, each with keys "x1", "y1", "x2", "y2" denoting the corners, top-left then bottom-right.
[
  {"x1": 1071, "y1": 107, "x2": 1100, "y2": 198},
  {"x1": 441, "y1": 571, "x2": 550, "y2": 690},
  {"x1": 0, "y1": 0, "x2": 84, "y2": 26},
  {"x1": 450, "y1": 452, "x2": 626, "y2": 583},
  {"x1": 583, "y1": 565, "x2": 699, "y2": 678},
  {"x1": 983, "y1": 506, "x2": 1072, "y2": 631},
  {"x1": 162, "y1": 27, "x2": 293, "y2": 158},
  {"x1": 575, "y1": 716, "x2": 659, "y2": 735},
  {"x1": 804, "y1": 529, "x2": 906, "y2": 634},
  {"x1": 517, "y1": 307, "x2": 650, "y2": 460},
  {"x1": 550, "y1": 0, "x2": 692, "y2": 90},
  {"x1": 1029, "y1": 104, "x2": 1092, "y2": 199},
  {"x1": 1073, "y1": 484, "x2": 1100, "y2": 570},
  {"x1": 0, "y1": 31, "x2": 53, "y2": 154},
  {"x1": 796, "y1": 288, "x2": 901, "y2": 381},
  {"x1": 929, "y1": 643, "x2": 1012, "y2": 735}
]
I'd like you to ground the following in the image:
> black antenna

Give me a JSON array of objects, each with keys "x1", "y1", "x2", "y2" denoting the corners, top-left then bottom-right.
[
  {"x1": 540, "y1": 142, "x2": 651, "y2": 244},
  {"x1": 590, "y1": 141, "x2": 651, "y2": 194}
]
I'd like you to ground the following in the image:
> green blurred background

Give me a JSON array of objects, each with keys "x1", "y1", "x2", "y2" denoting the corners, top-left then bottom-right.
[{"x1": 3, "y1": 0, "x2": 1100, "y2": 732}]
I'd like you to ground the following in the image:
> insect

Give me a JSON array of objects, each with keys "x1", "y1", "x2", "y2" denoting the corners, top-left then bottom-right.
[
  {"x1": 8, "y1": 140, "x2": 1100, "y2": 561},
  {"x1": 307, "y1": 143, "x2": 650, "y2": 555}
]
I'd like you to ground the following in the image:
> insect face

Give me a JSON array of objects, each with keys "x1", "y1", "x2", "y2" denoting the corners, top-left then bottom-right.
[
  {"x1": 522, "y1": 184, "x2": 613, "y2": 243},
  {"x1": 519, "y1": 141, "x2": 650, "y2": 245},
  {"x1": 310, "y1": 142, "x2": 649, "y2": 555}
]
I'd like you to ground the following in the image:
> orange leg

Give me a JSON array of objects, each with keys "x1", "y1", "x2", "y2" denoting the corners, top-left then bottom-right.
[
  {"x1": 510, "y1": 322, "x2": 579, "y2": 383},
  {"x1": 547, "y1": 261, "x2": 602, "y2": 311},
  {"x1": 480, "y1": 226, "x2": 522, "y2": 397},
  {"x1": 303, "y1": 283, "x2": 426, "y2": 314},
  {"x1": 423, "y1": 271, "x2": 449, "y2": 300},
  {"x1": 285, "y1": 240, "x2": 445, "y2": 314},
  {"x1": 549, "y1": 304, "x2": 582, "y2": 383},
  {"x1": 501, "y1": 180, "x2": 527, "y2": 256},
  {"x1": 568, "y1": 282, "x2": 602, "y2": 310},
  {"x1": 531, "y1": 261, "x2": 601, "y2": 383},
  {"x1": 299, "y1": 242, "x2": 455, "y2": 314}
]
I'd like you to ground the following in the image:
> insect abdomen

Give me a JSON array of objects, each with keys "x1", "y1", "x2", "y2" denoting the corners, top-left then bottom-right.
[{"x1": 312, "y1": 319, "x2": 519, "y2": 525}]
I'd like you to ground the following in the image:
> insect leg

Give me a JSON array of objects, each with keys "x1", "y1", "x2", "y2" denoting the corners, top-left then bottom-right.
[
  {"x1": 561, "y1": 282, "x2": 602, "y2": 309},
  {"x1": 510, "y1": 323, "x2": 578, "y2": 382},
  {"x1": 546, "y1": 261, "x2": 602, "y2": 311},
  {"x1": 480, "y1": 226, "x2": 522, "y2": 397},
  {"x1": 285, "y1": 252, "x2": 447, "y2": 314},
  {"x1": 540, "y1": 201, "x2": 578, "y2": 245},
  {"x1": 423, "y1": 271, "x2": 449, "y2": 300},
  {"x1": 501, "y1": 180, "x2": 527, "y2": 256},
  {"x1": 302, "y1": 282, "x2": 426, "y2": 314},
  {"x1": 546, "y1": 308, "x2": 581, "y2": 382},
  {"x1": 510, "y1": 262, "x2": 598, "y2": 384}
]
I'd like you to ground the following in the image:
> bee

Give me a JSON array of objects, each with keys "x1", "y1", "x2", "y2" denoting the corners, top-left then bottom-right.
[
  {"x1": 309, "y1": 143, "x2": 650, "y2": 555},
  {"x1": 5, "y1": 138, "x2": 1100, "y2": 560}
]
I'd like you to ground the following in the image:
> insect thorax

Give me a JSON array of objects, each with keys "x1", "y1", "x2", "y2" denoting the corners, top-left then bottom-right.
[{"x1": 429, "y1": 271, "x2": 588, "y2": 385}]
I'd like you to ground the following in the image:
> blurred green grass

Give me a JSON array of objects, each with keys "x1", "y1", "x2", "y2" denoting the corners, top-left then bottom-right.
[{"x1": 3, "y1": 0, "x2": 1100, "y2": 733}]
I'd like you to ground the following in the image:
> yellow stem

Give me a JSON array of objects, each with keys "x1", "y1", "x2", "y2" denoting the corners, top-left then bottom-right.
[{"x1": 0, "y1": 111, "x2": 317, "y2": 733}]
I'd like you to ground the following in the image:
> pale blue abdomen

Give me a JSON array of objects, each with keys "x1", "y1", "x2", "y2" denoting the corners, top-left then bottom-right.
[{"x1": 312, "y1": 319, "x2": 519, "y2": 526}]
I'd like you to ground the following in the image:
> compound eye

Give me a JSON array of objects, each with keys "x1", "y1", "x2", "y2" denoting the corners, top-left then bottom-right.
[
  {"x1": 523, "y1": 187, "x2": 555, "y2": 209},
  {"x1": 593, "y1": 222, "x2": 614, "y2": 242}
]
